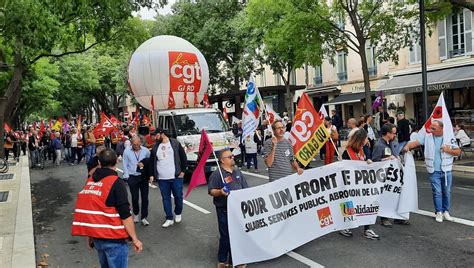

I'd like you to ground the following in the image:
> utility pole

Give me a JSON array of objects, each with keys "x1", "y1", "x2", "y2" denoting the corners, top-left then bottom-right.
[{"x1": 419, "y1": 0, "x2": 429, "y2": 122}]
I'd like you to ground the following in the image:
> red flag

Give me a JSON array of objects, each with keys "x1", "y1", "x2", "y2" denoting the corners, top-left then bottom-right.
[
  {"x1": 77, "y1": 115, "x2": 82, "y2": 135},
  {"x1": 142, "y1": 114, "x2": 151, "y2": 126},
  {"x1": 193, "y1": 91, "x2": 199, "y2": 107},
  {"x1": 185, "y1": 130, "x2": 214, "y2": 199},
  {"x1": 289, "y1": 93, "x2": 328, "y2": 167},
  {"x1": 168, "y1": 91, "x2": 176, "y2": 109},
  {"x1": 133, "y1": 112, "x2": 139, "y2": 130},
  {"x1": 40, "y1": 121, "x2": 45, "y2": 136},
  {"x1": 202, "y1": 93, "x2": 210, "y2": 108},
  {"x1": 109, "y1": 115, "x2": 121, "y2": 126},
  {"x1": 3, "y1": 123, "x2": 11, "y2": 133},
  {"x1": 223, "y1": 107, "x2": 228, "y2": 121},
  {"x1": 183, "y1": 91, "x2": 189, "y2": 108},
  {"x1": 150, "y1": 96, "x2": 155, "y2": 111},
  {"x1": 94, "y1": 112, "x2": 116, "y2": 136}
]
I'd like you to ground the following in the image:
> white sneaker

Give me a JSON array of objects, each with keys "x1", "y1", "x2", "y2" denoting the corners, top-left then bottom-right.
[
  {"x1": 443, "y1": 211, "x2": 453, "y2": 221},
  {"x1": 141, "y1": 218, "x2": 150, "y2": 226},
  {"x1": 133, "y1": 214, "x2": 140, "y2": 223},
  {"x1": 162, "y1": 220, "x2": 174, "y2": 228},
  {"x1": 175, "y1": 214, "x2": 182, "y2": 223},
  {"x1": 435, "y1": 212, "x2": 443, "y2": 223},
  {"x1": 149, "y1": 183, "x2": 158, "y2": 189}
]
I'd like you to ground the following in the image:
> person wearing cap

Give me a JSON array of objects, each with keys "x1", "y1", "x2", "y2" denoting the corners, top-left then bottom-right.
[
  {"x1": 149, "y1": 128, "x2": 187, "y2": 228},
  {"x1": 208, "y1": 148, "x2": 249, "y2": 268}
]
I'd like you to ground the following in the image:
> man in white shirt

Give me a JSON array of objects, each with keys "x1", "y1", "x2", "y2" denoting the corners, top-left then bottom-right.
[{"x1": 149, "y1": 128, "x2": 187, "y2": 228}]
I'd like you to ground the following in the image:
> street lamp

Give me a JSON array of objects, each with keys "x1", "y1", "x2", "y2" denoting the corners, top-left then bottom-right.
[{"x1": 419, "y1": 0, "x2": 429, "y2": 122}]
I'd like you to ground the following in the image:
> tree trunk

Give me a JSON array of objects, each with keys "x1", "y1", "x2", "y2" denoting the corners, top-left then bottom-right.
[
  {"x1": 285, "y1": 67, "x2": 293, "y2": 119},
  {"x1": 358, "y1": 46, "x2": 373, "y2": 115},
  {"x1": 0, "y1": 49, "x2": 25, "y2": 158}
]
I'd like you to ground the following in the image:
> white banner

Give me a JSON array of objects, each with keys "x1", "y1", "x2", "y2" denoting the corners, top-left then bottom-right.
[{"x1": 228, "y1": 154, "x2": 418, "y2": 265}]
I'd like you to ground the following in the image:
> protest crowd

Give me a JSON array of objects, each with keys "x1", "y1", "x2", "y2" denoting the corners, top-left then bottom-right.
[{"x1": 2, "y1": 86, "x2": 467, "y2": 268}]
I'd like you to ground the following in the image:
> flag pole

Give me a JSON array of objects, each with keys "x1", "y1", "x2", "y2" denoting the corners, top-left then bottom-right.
[
  {"x1": 329, "y1": 137, "x2": 341, "y2": 160},
  {"x1": 212, "y1": 150, "x2": 226, "y2": 184}
]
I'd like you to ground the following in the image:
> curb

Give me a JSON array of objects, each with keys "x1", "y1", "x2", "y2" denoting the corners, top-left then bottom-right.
[{"x1": 11, "y1": 156, "x2": 36, "y2": 267}]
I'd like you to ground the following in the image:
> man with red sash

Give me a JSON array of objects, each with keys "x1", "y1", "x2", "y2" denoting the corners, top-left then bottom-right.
[{"x1": 72, "y1": 149, "x2": 143, "y2": 267}]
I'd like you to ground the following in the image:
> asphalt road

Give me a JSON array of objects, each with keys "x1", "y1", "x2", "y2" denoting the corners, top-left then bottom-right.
[{"x1": 31, "y1": 157, "x2": 474, "y2": 267}]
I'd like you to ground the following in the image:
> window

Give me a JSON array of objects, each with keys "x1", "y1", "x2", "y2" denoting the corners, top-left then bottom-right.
[
  {"x1": 409, "y1": 41, "x2": 422, "y2": 64},
  {"x1": 274, "y1": 73, "x2": 283, "y2": 85},
  {"x1": 336, "y1": 51, "x2": 348, "y2": 82},
  {"x1": 366, "y1": 45, "x2": 377, "y2": 77},
  {"x1": 259, "y1": 72, "x2": 266, "y2": 87},
  {"x1": 451, "y1": 12, "x2": 465, "y2": 57},
  {"x1": 314, "y1": 65, "x2": 322, "y2": 85},
  {"x1": 290, "y1": 70, "x2": 297, "y2": 85}
]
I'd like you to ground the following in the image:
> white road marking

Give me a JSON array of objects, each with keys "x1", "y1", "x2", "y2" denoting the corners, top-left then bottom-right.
[
  {"x1": 241, "y1": 171, "x2": 269, "y2": 180},
  {"x1": 286, "y1": 251, "x2": 325, "y2": 268},
  {"x1": 414, "y1": 210, "x2": 474, "y2": 227},
  {"x1": 454, "y1": 187, "x2": 474, "y2": 191},
  {"x1": 116, "y1": 168, "x2": 211, "y2": 215}
]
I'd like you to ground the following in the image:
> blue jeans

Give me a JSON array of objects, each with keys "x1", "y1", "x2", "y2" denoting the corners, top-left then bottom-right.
[
  {"x1": 93, "y1": 239, "x2": 128, "y2": 268},
  {"x1": 429, "y1": 171, "x2": 452, "y2": 213},
  {"x1": 158, "y1": 178, "x2": 183, "y2": 220},
  {"x1": 85, "y1": 144, "x2": 96, "y2": 163},
  {"x1": 216, "y1": 207, "x2": 232, "y2": 263},
  {"x1": 246, "y1": 153, "x2": 257, "y2": 169}
]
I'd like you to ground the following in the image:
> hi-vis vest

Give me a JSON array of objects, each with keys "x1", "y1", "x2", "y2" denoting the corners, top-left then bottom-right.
[
  {"x1": 71, "y1": 175, "x2": 128, "y2": 239},
  {"x1": 95, "y1": 136, "x2": 105, "y2": 146}
]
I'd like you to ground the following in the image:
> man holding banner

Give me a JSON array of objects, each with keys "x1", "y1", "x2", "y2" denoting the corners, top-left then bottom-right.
[
  {"x1": 263, "y1": 120, "x2": 303, "y2": 182},
  {"x1": 208, "y1": 148, "x2": 249, "y2": 268},
  {"x1": 403, "y1": 93, "x2": 460, "y2": 223}
]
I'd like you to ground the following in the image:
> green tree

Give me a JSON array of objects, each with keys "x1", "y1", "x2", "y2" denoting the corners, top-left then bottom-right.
[
  {"x1": 152, "y1": 0, "x2": 258, "y2": 94},
  {"x1": 245, "y1": 0, "x2": 330, "y2": 117},
  {"x1": 0, "y1": 0, "x2": 150, "y2": 157},
  {"x1": 291, "y1": 0, "x2": 417, "y2": 115}
]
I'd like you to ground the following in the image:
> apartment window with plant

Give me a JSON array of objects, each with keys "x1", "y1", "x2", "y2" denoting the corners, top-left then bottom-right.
[
  {"x1": 409, "y1": 39, "x2": 422, "y2": 64},
  {"x1": 336, "y1": 51, "x2": 348, "y2": 82},
  {"x1": 314, "y1": 65, "x2": 322, "y2": 85},
  {"x1": 365, "y1": 44, "x2": 377, "y2": 77},
  {"x1": 438, "y1": 9, "x2": 473, "y2": 59}
]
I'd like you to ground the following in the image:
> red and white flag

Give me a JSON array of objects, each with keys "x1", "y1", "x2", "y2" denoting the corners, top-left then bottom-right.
[
  {"x1": 418, "y1": 93, "x2": 456, "y2": 145},
  {"x1": 319, "y1": 104, "x2": 329, "y2": 118},
  {"x1": 109, "y1": 115, "x2": 121, "y2": 126},
  {"x1": 94, "y1": 112, "x2": 116, "y2": 136},
  {"x1": 264, "y1": 104, "x2": 281, "y2": 125},
  {"x1": 202, "y1": 93, "x2": 211, "y2": 108},
  {"x1": 168, "y1": 91, "x2": 176, "y2": 109},
  {"x1": 3, "y1": 122, "x2": 11, "y2": 133},
  {"x1": 185, "y1": 130, "x2": 214, "y2": 199}
]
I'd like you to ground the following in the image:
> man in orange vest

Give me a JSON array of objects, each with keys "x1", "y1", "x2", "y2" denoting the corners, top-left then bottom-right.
[{"x1": 72, "y1": 148, "x2": 143, "y2": 267}]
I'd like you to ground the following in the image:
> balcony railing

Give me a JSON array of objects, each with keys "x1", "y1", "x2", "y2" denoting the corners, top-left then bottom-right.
[
  {"x1": 368, "y1": 66, "x2": 377, "y2": 77},
  {"x1": 337, "y1": 72, "x2": 347, "y2": 82},
  {"x1": 313, "y1": 76, "x2": 323, "y2": 85}
]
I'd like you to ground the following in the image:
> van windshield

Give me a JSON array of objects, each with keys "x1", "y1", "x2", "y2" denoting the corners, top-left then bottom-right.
[{"x1": 174, "y1": 112, "x2": 229, "y2": 136}]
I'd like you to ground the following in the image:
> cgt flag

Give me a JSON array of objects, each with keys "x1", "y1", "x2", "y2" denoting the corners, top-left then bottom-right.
[
  {"x1": 288, "y1": 93, "x2": 329, "y2": 167},
  {"x1": 185, "y1": 129, "x2": 214, "y2": 198},
  {"x1": 94, "y1": 113, "x2": 116, "y2": 136},
  {"x1": 418, "y1": 92, "x2": 457, "y2": 148}
]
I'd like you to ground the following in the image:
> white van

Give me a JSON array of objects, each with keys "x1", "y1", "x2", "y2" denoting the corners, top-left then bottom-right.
[{"x1": 155, "y1": 108, "x2": 241, "y2": 176}]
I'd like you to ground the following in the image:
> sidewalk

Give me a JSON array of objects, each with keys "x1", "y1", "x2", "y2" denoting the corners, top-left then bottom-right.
[{"x1": 0, "y1": 156, "x2": 36, "y2": 268}]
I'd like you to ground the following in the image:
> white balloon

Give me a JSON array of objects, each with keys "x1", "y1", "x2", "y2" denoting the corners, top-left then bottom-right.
[{"x1": 128, "y1": 35, "x2": 210, "y2": 110}]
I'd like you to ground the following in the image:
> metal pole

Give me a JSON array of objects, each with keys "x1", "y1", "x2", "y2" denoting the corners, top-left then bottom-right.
[{"x1": 419, "y1": 0, "x2": 429, "y2": 122}]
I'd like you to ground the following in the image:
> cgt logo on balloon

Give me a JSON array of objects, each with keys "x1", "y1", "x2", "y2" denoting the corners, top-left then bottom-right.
[{"x1": 169, "y1": 51, "x2": 202, "y2": 93}]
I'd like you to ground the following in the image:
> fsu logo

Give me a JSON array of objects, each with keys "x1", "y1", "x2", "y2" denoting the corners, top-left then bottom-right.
[{"x1": 169, "y1": 51, "x2": 202, "y2": 93}]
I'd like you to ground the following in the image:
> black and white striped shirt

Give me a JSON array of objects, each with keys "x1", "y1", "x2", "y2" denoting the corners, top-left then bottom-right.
[{"x1": 263, "y1": 138, "x2": 295, "y2": 182}]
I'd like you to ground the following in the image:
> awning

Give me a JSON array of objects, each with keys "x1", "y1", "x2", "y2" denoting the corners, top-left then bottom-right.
[
  {"x1": 377, "y1": 64, "x2": 474, "y2": 95},
  {"x1": 306, "y1": 85, "x2": 340, "y2": 96},
  {"x1": 326, "y1": 92, "x2": 368, "y2": 105}
]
